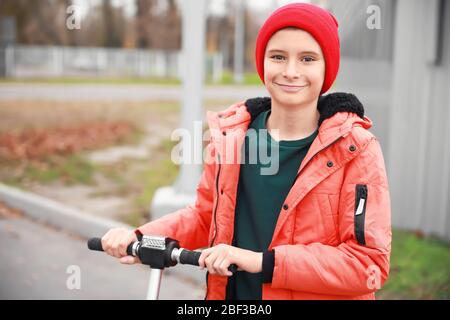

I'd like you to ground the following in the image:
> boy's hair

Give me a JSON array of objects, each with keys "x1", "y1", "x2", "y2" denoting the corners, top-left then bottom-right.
[{"x1": 255, "y1": 3, "x2": 340, "y2": 94}]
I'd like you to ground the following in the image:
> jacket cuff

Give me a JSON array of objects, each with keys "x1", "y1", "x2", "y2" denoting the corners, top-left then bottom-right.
[
  {"x1": 134, "y1": 228, "x2": 143, "y2": 241},
  {"x1": 262, "y1": 250, "x2": 275, "y2": 283}
]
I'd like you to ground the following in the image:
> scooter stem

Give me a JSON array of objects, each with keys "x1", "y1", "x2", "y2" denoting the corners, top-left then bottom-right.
[{"x1": 147, "y1": 268, "x2": 163, "y2": 300}]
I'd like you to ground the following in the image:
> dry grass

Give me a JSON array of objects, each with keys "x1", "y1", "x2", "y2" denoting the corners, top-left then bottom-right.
[
  {"x1": 0, "y1": 100, "x2": 177, "y2": 134},
  {"x1": 0, "y1": 99, "x2": 233, "y2": 135},
  {"x1": 0, "y1": 98, "x2": 233, "y2": 221}
]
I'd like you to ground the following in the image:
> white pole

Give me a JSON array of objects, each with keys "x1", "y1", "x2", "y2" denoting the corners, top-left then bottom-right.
[{"x1": 174, "y1": 0, "x2": 206, "y2": 195}]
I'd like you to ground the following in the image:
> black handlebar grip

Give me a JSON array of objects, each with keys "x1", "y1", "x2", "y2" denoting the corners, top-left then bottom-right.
[
  {"x1": 87, "y1": 237, "x2": 135, "y2": 256},
  {"x1": 126, "y1": 243, "x2": 134, "y2": 256},
  {"x1": 228, "y1": 264, "x2": 238, "y2": 274},
  {"x1": 179, "y1": 249, "x2": 201, "y2": 266},
  {"x1": 87, "y1": 237, "x2": 103, "y2": 251},
  {"x1": 179, "y1": 249, "x2": 238, "y2": 274}
]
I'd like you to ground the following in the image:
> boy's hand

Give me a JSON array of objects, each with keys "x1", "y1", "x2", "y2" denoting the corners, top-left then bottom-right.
[
  {"x1": 101, "y1": 227, "x2": 141, "y2": 265},
  {"x1": 198, "y1": 244, "x2": 263, "y2": 277}
]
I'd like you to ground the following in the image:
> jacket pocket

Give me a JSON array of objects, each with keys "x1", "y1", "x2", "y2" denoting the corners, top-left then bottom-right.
[
  {"x1": 354, "y1": 184, "x2": 368, "y2": 245},
  {"x1": 314, "y1": 193, "x2": 340, "y2": 244}
]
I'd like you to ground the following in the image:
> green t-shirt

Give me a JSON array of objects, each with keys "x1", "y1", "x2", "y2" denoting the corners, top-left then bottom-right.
[{"x1": 226, "y1": 109, "x2": 318, "y2": 300}]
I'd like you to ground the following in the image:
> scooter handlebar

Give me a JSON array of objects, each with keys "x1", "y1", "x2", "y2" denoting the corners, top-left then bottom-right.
[
  {"x1": 87, "y1": 236, "x2": 238, "y2": 274},
  {"x1": 178, "y1": 248, "x2": 201, "y2": 266},
  {"x1": 87, "y1": 237, "x2": 134, "y2": 256},
  {"x1": 174, "y1": 248, "x2": 238, "y2": 273}
]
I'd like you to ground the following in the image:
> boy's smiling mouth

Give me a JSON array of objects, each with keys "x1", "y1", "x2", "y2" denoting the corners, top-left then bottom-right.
[{"x1": 274, "y1": 82, "x2": 308, "y2": 93}]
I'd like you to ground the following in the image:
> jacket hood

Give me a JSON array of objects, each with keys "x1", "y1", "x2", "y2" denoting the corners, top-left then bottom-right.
[
  {"x1": 244, "y1": 92, "x2": 370, "y2": 129},
  {"x1": 206, "y1": 92, "x2": 373, "y2": 146}
]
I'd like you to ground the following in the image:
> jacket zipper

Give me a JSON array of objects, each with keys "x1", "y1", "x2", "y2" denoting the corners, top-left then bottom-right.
[
  {"x1": 205, "y1": 153, "x2": 221, "y2": 300},
  {"x1": 210, "y1": 153, "x2": 221, "y2": 247},
  {"x1": 354, "y1": 184, "x2": 368, "y2": 245}
]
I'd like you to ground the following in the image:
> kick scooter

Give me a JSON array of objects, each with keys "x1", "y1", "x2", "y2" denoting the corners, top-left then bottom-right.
[{"x1": 87, "y1": 235, "x2": 237, "y2": 299}]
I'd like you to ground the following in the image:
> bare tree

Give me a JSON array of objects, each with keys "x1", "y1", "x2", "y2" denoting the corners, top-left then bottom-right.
[
  {"x1": 136, "y1": 0, "x2": 180, "y2": 50},
  {"x1": 102, "y1": 0, "x2": 126, "y2": 47},
  {"x1": 0, "y1": 0, "x2": 71, "y2": 45}
]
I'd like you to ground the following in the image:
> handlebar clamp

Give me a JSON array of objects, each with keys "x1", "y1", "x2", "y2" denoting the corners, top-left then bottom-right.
[{"x1": 137, "y1": 235, "x2": 180, "y2": 269}]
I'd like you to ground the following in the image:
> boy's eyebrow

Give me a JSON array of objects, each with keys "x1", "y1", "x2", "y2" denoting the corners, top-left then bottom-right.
[{"x1": 267, "y1": 49, "x2": 320, "y2": 56}]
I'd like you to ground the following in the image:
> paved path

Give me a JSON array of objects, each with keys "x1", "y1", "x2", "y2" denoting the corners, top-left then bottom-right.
[
  {"x1": 0, "y1": 214, "x2": 205, "y2": 300},
  {"x1": 0, "y1": 84, "x2": 268, "y2": 101}
]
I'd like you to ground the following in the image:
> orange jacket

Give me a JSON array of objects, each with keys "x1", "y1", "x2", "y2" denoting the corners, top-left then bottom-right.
[{"x1": 137, "y1": 93, "x2": 392, "y2": 300}]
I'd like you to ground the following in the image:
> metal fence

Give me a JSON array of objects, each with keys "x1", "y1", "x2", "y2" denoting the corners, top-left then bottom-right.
[{"x1": 0, "y1": 45, "x2": 223, "y2": 81}]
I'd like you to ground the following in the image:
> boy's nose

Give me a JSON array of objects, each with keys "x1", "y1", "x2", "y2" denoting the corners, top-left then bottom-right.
[{"x1": 282, "y1": 61, "x2": 300, "y2": 79}]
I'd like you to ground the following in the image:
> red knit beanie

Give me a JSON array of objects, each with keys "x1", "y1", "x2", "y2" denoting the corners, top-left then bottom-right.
[{"x1": 255, "y1": 3, "x2": 340, "y2": 94}]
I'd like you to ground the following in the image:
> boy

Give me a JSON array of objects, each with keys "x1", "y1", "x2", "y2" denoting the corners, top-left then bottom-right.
[{"x1": 101, "y1": 3, "x2": 391, "y2": 300}]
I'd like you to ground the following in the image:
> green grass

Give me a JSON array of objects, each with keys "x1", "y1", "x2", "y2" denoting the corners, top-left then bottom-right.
[
  {"x1": 377, "y1": 229, "x2": 450, "y2": 299},
  {"x1": 212, "y1": 70, "x2": 262, "y2": 85},
  {"x1": 95, "y1": 161, "x2": 128, "y2": 186},
  {"x1": 123, "y1": 139, "x2": 179, "y2": 227},
  {"x1": 1, "y1": 154, "x2": 98, "y2": 186}
]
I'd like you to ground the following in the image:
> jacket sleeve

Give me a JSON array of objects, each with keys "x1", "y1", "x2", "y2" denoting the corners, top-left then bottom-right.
[
  {"x1": 271, "y1": 137, "x2": 392, "y2": 296},
  {"x1": 135, "y1": 142, "x2": 216, "y2": 250}
]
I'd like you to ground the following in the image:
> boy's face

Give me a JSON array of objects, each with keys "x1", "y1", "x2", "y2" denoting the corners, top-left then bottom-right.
[{"x1": 264, "y1": 28, "x2": 325, "y2": 107}]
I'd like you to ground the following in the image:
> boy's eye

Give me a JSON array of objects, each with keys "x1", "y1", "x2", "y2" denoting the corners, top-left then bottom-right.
[
  {"x1": 270, "y1": 55, "x2": 315, "y2": 62},
  {"x1": 301, "y1": 56, "x2": 315, "y2": 62},
  {"x1": 270, "y1": 55, "x2": 285, "y2": 61}
]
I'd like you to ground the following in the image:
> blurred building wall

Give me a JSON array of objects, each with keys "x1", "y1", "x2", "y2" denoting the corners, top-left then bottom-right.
[
  {"x1": 387, "y1": 0, "x2": 450, "y2": 241},
  {"x1": 328, "y1": 0, "x2": 394, "y2": 154},
  {"x1": 329, "y1": 0, "x2": 450, "y2": 241}
]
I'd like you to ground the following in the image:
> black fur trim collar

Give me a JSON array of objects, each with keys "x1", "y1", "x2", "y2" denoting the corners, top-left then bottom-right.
[{"x1": 244, "y1": 92, "x2": 365, "y2": 127}]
